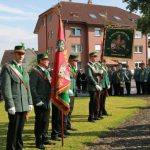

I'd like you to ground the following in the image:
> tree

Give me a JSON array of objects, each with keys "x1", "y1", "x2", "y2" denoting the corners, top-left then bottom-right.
[{"x1": 123, "y1": 0, "x2": 150, "y2": 33}]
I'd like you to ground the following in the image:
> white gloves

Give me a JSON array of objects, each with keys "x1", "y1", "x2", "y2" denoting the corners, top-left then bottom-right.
[
  {"x1": 29, "y1": 105, "x2": 33, "y2": 112},
  {"x1": 68, "y1": 89, "x2": 73, "y2": 96},
  {"x1": 99, "y1": 69, "x2": 103, "y2": 74},
  {"x1": 8, "y1": 107, "x2": 16, "y2": 115},
  {"x1": 36, "y1": 101, "x2": 44, "y2": 106},
  {"x1": 107, "y1": 85, "x2": 110, "y2": 89},
  {"x1": 96, "y1": 85, "x2": 102, "y2": 91}
]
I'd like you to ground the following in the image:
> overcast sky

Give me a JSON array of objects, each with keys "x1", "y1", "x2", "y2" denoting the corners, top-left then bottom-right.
[{"x1": 0, "y1": 0, "x2": 130, "y2": 62}]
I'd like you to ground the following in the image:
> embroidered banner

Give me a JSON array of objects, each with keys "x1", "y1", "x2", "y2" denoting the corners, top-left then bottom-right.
[{"x1": 104, "y1": 28, "x2": 134, "y2": 59}]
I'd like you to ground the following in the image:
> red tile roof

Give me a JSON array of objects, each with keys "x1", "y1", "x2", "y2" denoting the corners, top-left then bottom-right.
[{"x1": 34, "y1": 1, "x2": 139, "y2": 33}]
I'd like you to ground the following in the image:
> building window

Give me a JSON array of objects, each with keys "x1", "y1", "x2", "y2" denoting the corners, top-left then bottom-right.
[
  {"x1": 71, "y1": 27, "x2": 81, "y2": 36},
  {"x1": 113, "y1": 16, "x2": 121, "y2": 21},
  {"x1": 48, "y1": 31, "x2": 53, "y2": 39},
  {"x1": 71, "y1": 44, "x2": 82, "y2": 53},
  {"x1": 89, "y1": 14, "x2": 97, "y2": 19},
  {"x1": 135, "y1": 31, "x2": 142, "y2": 38},
  {"x1": 95, "y1": 44, "x2": 101, "y2": 51},
  {"x1": 95, "y1": 28, "x2": 102, "y2": 36},
  {"x1": 120, "y1": 61, "x2": 127, "y2": 69},
  {"x1": 134, "y1": 61, "x2": 143, "y2": 68},
  {"x1": 134, "y1": 45, "x2": 143, "y2": 53}
]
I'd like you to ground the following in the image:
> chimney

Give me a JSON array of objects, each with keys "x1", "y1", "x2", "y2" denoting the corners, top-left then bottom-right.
[
  {"x1": 69, "y1": 0, "x2": 72, "y2": 2},
  {"x1": 88, "y1": 0, "x2": 92, "y2": 4}
]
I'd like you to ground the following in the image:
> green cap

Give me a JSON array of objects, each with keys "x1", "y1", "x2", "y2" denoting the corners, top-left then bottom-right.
[
  {"x1": 89, "y1": 51, "x2": 98, "y2": 57},
  {"x1": 69, "y1": 54, "x2": 79, "y2": 60},
  {"x1": 37, "y1": 53, "x2": 49, "y2": 61},
  {"x1": 14, "y1": 45, "x2": 26, "y2": 54}
]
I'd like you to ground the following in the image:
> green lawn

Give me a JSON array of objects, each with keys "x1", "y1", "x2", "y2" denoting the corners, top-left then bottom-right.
[{"x1": 0, "y1": 96, "x2": 147, "y2": 150}]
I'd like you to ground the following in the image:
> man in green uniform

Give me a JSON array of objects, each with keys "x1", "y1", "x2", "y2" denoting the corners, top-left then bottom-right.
[
  {"x1": 99, "y1": 60, "x2": 110, "y2": 116},
  {"x1": 140, "y1": 63, "x2": 149, "y2": 95},
  {"x1": 30, "y1": 53, "x2": 52, "y2": 149},
  {"x1": 67, "y1": 54, "x2": 79, "y2": 130},
  {"x1": 124, "y1": 65, "x2": 132, "y2": 95},
  {"x1": 1, "y1": 45, "x2": 33, "y2": 150},
  {"x1": 134, "y1": 63, "x2": 141, "y2": 95},
  {"x1": 117, "y1": 63, "x2": 125, "y2": 96},
  {"x1": 85, "y1": 51, "x2": 101, "y2": 122}
]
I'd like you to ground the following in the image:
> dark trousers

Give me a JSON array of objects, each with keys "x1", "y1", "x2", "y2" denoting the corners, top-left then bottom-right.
[
  {"x1": 108, "y1": 85, "x2": 112, "y2": 96},
  {"x1": 141, "y1": 82, "x2": 147, "y2": 95},
  {"x1": 67, "y1": 96, "x2": 74, "y2": 129},
  {"x1": 148, "y1": 81, "x2": 150, "y2": 94},
  {"x1": 51, "y1": 104, "x2": 67, "y2": 138},
  {"x1": 135, "y1": 81, "x2": 141, "y2": 95},
  {"x1": 51, "y1": 104, "x2": 60, "y2": 138},
  {"x1": 99, "y1": 89, "x2": 107, "y2": 116},
  {"x1": 113, "y1": 83, "x2": 120, "y2": 96},
  {"x1": 88, "y1": 91, "x2": 98, "y2": 120},
  {"x1": 6, "y1": 112, "x2": 26, "y2": 150},
  {"x1": 119, "y1": 83, "x2": 124, "y2": 96},
  {"x1": 125, "y1": 82, "x2": 131, "y2": 95},
  {"x1": 34, "y1": 106, "x2": 50, "y2": 145}
]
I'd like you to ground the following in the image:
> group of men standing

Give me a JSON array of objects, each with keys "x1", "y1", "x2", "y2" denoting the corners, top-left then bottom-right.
[{"x1": 1, "y1": 45, "x2": 78, "y2": 150}]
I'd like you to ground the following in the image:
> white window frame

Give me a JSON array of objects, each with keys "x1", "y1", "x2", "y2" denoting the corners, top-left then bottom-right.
[
  {"x1": 95, "y1": 28, "x2": 102, "y2": 36},
  {"x1": 70, "y1": 27, "x2": 81, "y2": 36},
  {"x1": 95, "y1": 44, "x2": 101, "y2": 51},
  {"x1": 48, "y1": 31, "x2": 53, "y2": 39},
  {"x1": 134, "y1": 45, "x2": 143, "y2": 53},
  {"x1": 135, "y1": 31, "x2": 142, "y2": 39},
  {"x1": 71, "y1": 44, "x2": 82, "y2": 53}
]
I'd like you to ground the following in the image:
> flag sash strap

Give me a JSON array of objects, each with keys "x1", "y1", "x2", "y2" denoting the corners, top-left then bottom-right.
[
  {"x1": 33, "y1": 67, "x2": 48, "y2": 81},
  {"x1": 7, "y1": 64, "x2": 28, "y2": 91}
]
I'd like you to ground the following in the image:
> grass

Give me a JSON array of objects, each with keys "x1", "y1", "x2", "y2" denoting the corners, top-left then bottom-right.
[{"x1": 0, "y1": 96, "x2": 147, "y2": 150}]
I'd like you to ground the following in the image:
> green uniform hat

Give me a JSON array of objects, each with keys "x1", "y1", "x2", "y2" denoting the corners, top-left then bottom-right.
[
  {"x1": 69, "y1": 54, "x2": 79, "y2": 60},
  {"x1": 37, "y1": 53, "x2": 49, "y2": 61},
  {"x1": 89, "y1": 51, "x2": 98, "y2": 57},
  {"x1": 14, "y1": 45, "x2": 26, "y2": 54}
]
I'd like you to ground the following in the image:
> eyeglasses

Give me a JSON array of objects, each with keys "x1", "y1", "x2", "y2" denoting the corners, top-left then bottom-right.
[{"x1": 73, "y1": 60, "x2": 79, "y2": 62}]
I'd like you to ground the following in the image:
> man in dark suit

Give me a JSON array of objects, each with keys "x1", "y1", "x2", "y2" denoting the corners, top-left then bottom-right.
[
  {"x1": 30, "y1": 53, "x2": 53, "y2": 149},
  {"x1": 1, "y1": 45, "x2": 33, "y2": 150}
]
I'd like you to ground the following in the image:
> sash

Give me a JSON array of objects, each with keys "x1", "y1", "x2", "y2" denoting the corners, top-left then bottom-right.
[
  {"x1": 124, "y1": 71, "x2": 129, "y2": 81},
  {"x1": 33, "y1": 67, "x2": 51, "y2": 84},
  {"x1": 69, "y1": 66, "x2": 77, "y2": 79},
  {"x1": 87, "y1": 62, "x2": 98, "y2": 74},
  {"x1": 7, "y1": 64, "x2": 28, "y2": 91}
]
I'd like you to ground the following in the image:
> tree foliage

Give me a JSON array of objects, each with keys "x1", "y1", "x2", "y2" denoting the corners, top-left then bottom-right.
[{"x1": 123, "y1": 0, "x2": 150, "y2": 33}]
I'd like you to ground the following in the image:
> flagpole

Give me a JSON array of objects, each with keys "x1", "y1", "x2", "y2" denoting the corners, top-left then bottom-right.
[{"x1": 61, "y1": 111, "x2": 64, "y2": 147}]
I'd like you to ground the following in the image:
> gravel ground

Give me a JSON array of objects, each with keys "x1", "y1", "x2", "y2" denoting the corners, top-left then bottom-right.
[{"x1": 85, "y1": 96, "x2": 150, "y2": 150}]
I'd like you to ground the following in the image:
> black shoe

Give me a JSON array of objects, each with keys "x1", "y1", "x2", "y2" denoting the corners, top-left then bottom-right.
[
  {"x1": 58, "y1": 134, "x2": 68, "y2": 138},
  {"x1": 94, "y1": 117, "x2": 100, "y2": 120},
  {"x1": 98, "y1": 116, "x2": 104, "y2": 119},
  {"x1": 65, "y1": 131, "x2": 71, "y2": 135},
  {"x1": 67, "y1": 127, "x2": 77, "y2": 131},
  {"x1": 51, "y1": 136, "x2": 61, "y2": 141},
  {"x1": 88, "y1": 118, "x2": 95, "y2": 122},
  {"x1": 43, "y1": 140, "x2": 55, "y2": 145},
  {"x1": 36, "y1": 144, "x2": 45, "y2": 149}
]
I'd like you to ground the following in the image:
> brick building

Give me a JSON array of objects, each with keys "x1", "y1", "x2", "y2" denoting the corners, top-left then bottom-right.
[{"x1": 34, "y1": 1, "x2": 148, "y2": 71}]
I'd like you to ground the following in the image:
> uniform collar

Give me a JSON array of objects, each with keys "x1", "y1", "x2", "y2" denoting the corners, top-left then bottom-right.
[{"x1": 38, "y1": 65, "x2": 46, "y2": 71}]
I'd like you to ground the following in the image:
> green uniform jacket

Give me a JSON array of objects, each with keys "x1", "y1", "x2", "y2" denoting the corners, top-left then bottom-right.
[
  {"x1": 101, "y1": 64, "x2": 110, "y2": 89},
  {"x1": 85, "y1": 62, "x2": 98, "y2": 91},
  {"x1": 117, "y1": 69, "x2": 125, "y2": 83},
  {"x1": 140, "y1": 68, "x2": 149, "y2": 82},
  {"x1": 124, "y1": 70, "x2": 132, "y2": 82},
  {"x1": 29, "y1": 66, "x2": 51, "y2": 108},
  {"x1": 69, "y1": 65, "x2": 77, "y2": 96},
  {"x1": 1, "y1": 60, "x2": 32, "y2": 112},
  {"x1": 134, "y1": 68, "x2": 141, "y2": 82}
]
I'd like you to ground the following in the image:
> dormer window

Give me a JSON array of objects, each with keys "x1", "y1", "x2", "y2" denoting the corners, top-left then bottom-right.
[
  {"x1": 70, "y1": 12, "x2": 79, "y2": 17},
  {"x1": 113, "y1": 16, "x2": 121, "y2": 21},
  {"x1": 89, "y1": 14, "x2": 97, "y2": 19}
]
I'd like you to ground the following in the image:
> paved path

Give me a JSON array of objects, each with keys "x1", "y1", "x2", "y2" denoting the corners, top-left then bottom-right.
[{"x1": 85, "y1": 96, "x2": 150, "y2": 150}]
